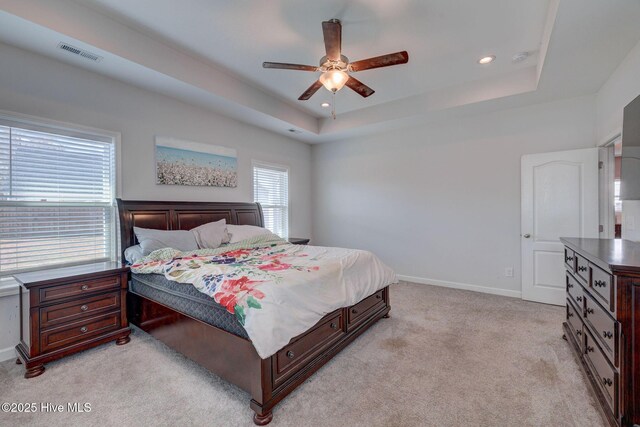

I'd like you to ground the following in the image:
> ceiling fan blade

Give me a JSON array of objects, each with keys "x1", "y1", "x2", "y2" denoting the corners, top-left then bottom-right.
[
  {"x1": 349, "y1": 51, "x2": 409, "y2": 72},
  {"x1": 322, "y1": 20, "x2": 342, "y2": 61},
  {"x1": 298, "y1": 80, "x2": 323, "y2": 100},
  {"x1": 263, "y1": 62, "x2": 318, "y2": 72},
  {"x1": 345, "y1": 76, "x2": 375, "y2": 98}
]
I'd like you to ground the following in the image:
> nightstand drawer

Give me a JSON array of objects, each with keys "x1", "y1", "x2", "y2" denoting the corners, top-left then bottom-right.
[
  {"x1": 38, "y1": 275, "x2": 120, "y2": 304},
  {"x1": 40, "y1": 312, "x2": 121, "y2": 353},
  {"x1": 40, "y1": 292, "x2": 120, "y2": 329}
]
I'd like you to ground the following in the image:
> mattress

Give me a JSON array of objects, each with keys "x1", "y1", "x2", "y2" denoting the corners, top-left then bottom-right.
[{"x1": 129, "y1": 273, "x2": 249, "y2": 339}]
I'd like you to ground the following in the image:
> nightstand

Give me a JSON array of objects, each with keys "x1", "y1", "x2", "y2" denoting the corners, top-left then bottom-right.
[
  {"x1": 14, "y1": 262, "x2": 131, "y2": 378},
  {"x1": 288, "y1": 237, "x2": 310, "y2": 245}
]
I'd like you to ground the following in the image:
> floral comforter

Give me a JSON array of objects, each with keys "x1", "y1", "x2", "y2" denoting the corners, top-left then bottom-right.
[{"x1": 131, "y1": 234, "x2": 397, "y2": 358}]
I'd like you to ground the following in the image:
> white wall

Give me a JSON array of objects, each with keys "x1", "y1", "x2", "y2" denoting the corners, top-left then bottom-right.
[
  {"x1": 0, "y1": 42, "x2": 312, "y2": 361},
  {"x1": 311, "y1": 96, "x2": 597, "y2": 297},
  {"x1": 597, "y1": 38, "x2": 640, "y2": 143},
  {"x1": 0, "y1": 43, "x2": 312, "y2": 234}
]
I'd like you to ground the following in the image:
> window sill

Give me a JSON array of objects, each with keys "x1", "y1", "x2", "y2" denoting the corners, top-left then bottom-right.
[{"x1": 0, "y1": 277, "x2": 20, "y2": 298}]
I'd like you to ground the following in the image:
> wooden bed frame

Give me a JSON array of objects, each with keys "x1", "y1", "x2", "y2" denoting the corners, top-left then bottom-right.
[{"x1": 117, "y1": 199, "x2": 391, "y2": 425}]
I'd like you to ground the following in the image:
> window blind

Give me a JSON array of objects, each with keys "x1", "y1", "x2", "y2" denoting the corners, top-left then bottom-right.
[
  {"x1": 0, "y1": 124, "x2": 115, "y2": 275},
  {"x1": 253, "y1": 163, "x2": 289, "y2": 239}
]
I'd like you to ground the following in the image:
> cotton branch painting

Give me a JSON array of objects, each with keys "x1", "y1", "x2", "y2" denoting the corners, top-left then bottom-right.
[{"x1": 155, "y1": 137, "x2": 238, "y2": 187}]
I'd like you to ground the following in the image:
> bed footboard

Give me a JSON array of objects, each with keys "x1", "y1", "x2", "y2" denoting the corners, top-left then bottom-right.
[{"x1": 127, "y1": 286, "x2": 391, "y2": 425}]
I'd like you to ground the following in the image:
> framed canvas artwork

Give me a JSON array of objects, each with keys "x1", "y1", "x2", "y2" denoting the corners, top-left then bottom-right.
[{"x1": 155, "y1": 137, "x2": 238, "y2": 187}]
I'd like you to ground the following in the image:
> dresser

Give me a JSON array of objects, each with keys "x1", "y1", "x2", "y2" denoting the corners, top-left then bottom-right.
[
  {"x1": 561, "y1": 238, "x2": 640, "y2": 427},
  {"x1": 14, "y1": 262, "x2": 131, "y2": 378}
]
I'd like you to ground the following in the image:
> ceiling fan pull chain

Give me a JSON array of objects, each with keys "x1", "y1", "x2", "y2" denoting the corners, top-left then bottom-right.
[{"x1": 332, "y1": 92, "x2": 337, "y2": 120}]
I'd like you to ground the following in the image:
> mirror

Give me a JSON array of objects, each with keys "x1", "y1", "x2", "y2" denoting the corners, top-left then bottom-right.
[{"x1": 620, "y1": 93, "x2": 640, "y2": 241}]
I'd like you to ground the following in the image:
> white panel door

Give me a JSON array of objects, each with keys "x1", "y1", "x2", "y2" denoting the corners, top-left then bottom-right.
[{"x1": 521, "y1": 148, "x2": 599, "y2": 305}]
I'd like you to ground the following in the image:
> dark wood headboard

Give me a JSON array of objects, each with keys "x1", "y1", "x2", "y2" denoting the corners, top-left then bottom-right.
[{"x1": 116, "y1": 199, "x2": 264, "y2": 259}]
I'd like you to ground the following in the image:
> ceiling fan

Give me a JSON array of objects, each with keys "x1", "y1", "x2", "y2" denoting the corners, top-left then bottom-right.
[{"x1": 263, "y1": 19, "x2": 409, "y2": 102}]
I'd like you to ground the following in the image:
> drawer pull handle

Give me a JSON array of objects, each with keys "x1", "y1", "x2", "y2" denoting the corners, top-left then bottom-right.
[
  {"x1": 80, "y1": 305, "x2": 88, "y2": 312},
  {"x1": 576, "y1": 296, "x2": 582, "y2": 302},
  {"x1": 567, "y1": 283, "x2": 574, "y2": 289},
  {"x1": 376, "y1": 294, "x2": 382, "y2": 299},
  {"x1": 586, "y1": 345, "x2": 594, "y2": 353},
  {"x1": 330, "y1": 322, "x2": 338, "y2": 330},
  {"x1": 566, "y1": 256, "x2": 574, "y2": 262},
  {"x1": 576, "y1": 330, "x2": 582, "y2": 336},
  {"x1": 594, "y1": 280, "x2": 606, "y2": 288},
  {"x1": 602, "y1": 377, "x2": 613, "y2": 387},
  {"x1": 81, "y1": 285, "x2": 89, "y2": 291},
  {"x1": 286, "y1": 351, "x2": 295, "y2": 359},
  {"x1": 586, "y1": 308, "x2": 594, "y2": 314},
  {"x1": 80, "y1": 326, "x2": 88, "y2": 333},
  {"x1": 567, "y1": 312, "x2": 574, "y2": 318},
  {"x1": 578, "y1": 266, "x2": 587, "y2": 272},
  {"x1": 603, "y1": 331, "x2": 613, "y2": 339},
  {"x1": 351, "y1": 309, "x2": 358, "y2": 314}
]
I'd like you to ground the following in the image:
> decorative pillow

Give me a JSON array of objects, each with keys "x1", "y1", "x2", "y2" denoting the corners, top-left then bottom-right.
[
  {"x1": 191, "y1": 219, "x2": 230, "y2": 249},
  {"x1": 134, "y1": 227, "x2": 199, "y2": 255},
  {"x1": 123, "y1": 244, "x2": 144, "y2": 265},
  {"x1": 227, "y1": 224, "x2": 272, "y2": 243}
]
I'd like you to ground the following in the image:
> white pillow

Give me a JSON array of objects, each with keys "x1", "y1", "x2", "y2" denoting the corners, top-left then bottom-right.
[
  {"x1": 124, "y1": 244, "x2": 144, "y2": 264},
  {"x1": 134, "y1": 227, "x2": 199, "y2": 255},
  {"x1": 191, "y1": 219, "x2": 230, "y2": 249},
  {"x1": 227, "y1": 224, "x2": 271, "y2": 243}
]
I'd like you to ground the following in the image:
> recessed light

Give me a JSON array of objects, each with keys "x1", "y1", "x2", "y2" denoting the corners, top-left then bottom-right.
[
  {"x1": 321, "y1": 102, "x2": 330, "y2": 108},
  {"x1": 478, "y1": 55, "x2": 496, "y2": 65}
]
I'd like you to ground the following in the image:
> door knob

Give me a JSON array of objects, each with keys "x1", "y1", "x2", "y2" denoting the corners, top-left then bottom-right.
[{"x1": 523, "y1": 234, "x2": 531, "y2": 238}]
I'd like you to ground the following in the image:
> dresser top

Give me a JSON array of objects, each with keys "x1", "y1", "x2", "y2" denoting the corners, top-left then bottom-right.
[
  {"x1": 13, "y1": 261, "x2": 128, "y2": 287},
  {"x1": 560, "y1": 238, "x2": 640, "y2": 274}
]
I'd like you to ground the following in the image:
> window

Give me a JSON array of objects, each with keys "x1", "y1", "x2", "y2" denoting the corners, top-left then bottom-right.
[
  {"x1": 253, "y1": 162, "x2": 289, "y2": 238},
  {"x1": 0, "y1": 119, "x2": 116, "y2": 276}
]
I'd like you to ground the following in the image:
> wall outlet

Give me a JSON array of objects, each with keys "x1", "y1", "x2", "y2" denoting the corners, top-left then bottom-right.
[{"x1": 504, "y1": 267, "x2": 514, "y2": 277}]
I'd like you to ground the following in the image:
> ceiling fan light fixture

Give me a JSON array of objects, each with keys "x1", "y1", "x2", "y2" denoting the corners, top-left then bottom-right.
[
  {"x1": 321, "y1": 102, "x2": 330, "y2": 108},
  {"x1": 319, "y1": 69, "x2": 349, "y2": 92}
]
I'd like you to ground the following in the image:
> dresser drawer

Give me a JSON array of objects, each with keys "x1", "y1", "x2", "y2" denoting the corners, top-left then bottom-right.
[
  {"x1": 273, "y1": 310, "x2": 345, "y2": 387},
  {"x1": 590, "y1": 264, "x2": 614, "y2": 313},
  {"x1": 39, "y1": 292, "x2": 120, "y2": 329},
  {"x1": 38, "y1": 275, "x2": 120, "y2": 304},
  {"x1": 564, "y1": 248, "x2": 576, "y2": 271},
  {"x1": 575, "y1": 255, "x2": 589, "y2": 284},
  {"x1": 40, "y1": 312, "x2": 121, "y2": 353},
  {"x1": 347, "y1": 289, "x2": 385, "y2": 330},
  {"x1": 584, "y1": 292, "x2": 618, "y2": 366},
  {"x1": 566, "y1": 300, "x2": 584, "y2": 349},
  {"x1": 584, "y1": 328, "x2": 618, "y2": 418},
  {"x1": 566, "y1": 273, "x2": 584, "y2": 311}
]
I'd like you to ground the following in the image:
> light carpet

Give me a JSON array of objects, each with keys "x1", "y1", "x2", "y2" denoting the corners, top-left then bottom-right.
[{"x1": 0, "y1": 282, "x2": 606, "y2": 426}]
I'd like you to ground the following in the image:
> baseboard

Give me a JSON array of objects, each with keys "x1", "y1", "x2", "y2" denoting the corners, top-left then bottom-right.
[
  {"x1": 0, "y1": 346, "x2": 16, "y2": 362},
  {"x1": 397, "y1": 274, "x2": 522, "y2": 299}
]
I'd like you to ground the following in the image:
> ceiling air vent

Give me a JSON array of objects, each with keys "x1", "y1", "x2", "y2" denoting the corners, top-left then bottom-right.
[{"x1": 57, "y1": 42, "x2": 103, "y2": 62}]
